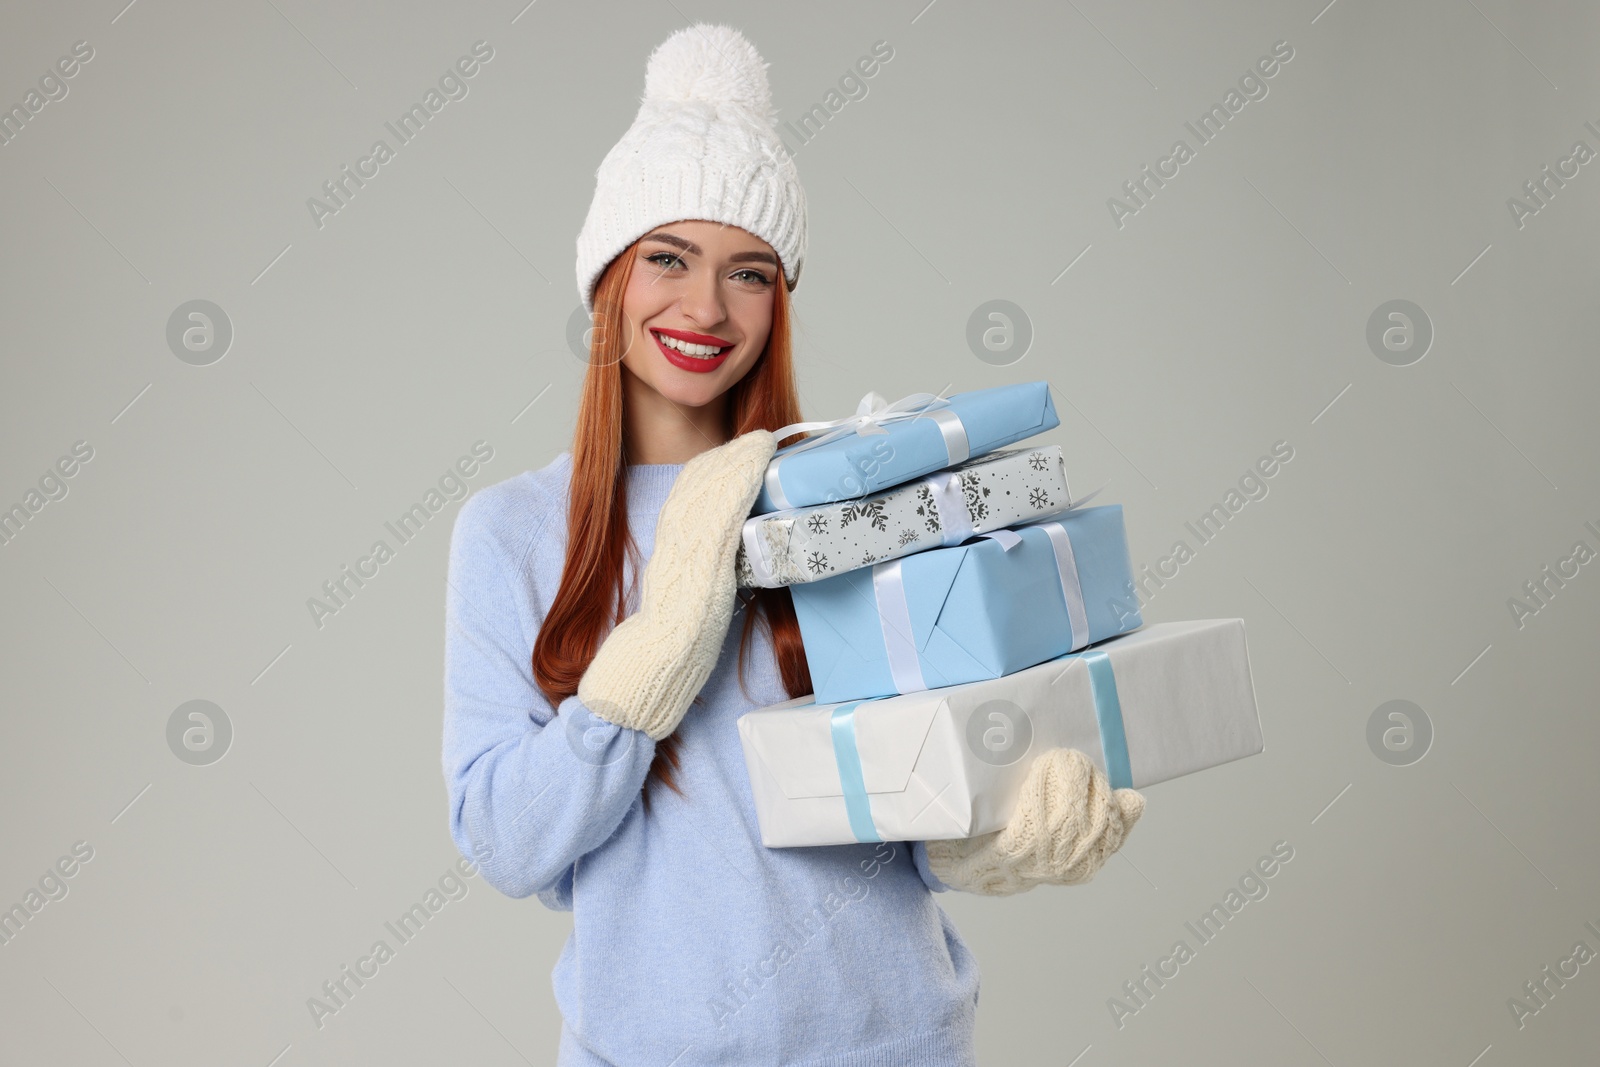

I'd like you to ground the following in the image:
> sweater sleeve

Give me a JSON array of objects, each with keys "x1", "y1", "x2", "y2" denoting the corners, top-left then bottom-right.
[
  {"x1": 442, "y1": 494, "x2": 657, "y2": 904},
  {"x1": 911, "y1": 840, "x2": 955, "y2": 893}
]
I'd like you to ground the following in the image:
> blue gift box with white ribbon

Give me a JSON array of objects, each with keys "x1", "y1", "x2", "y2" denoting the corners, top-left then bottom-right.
[
  {"x1": 753, "y1": 381, "x2": 1060, "y2": 513},
  {"x1": 736, "y1": 620, "x2": 1264, "y2": 848},
  {"x1": 790, "y1": 505, "x2": 1141, "y2": 705}
]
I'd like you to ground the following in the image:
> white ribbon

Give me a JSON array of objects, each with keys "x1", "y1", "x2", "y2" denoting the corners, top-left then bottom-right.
[
  {"x1": 974, "y1": 528, "x2": 1022, "y2": 551},
  {"x1": 740, "y1": 516, "x2": 780, "y2": 588},
  {"x1": 1034, "y1": 522, "x2": 1091, "y2": 652},
  {"x1": 871, "y1": 559, "x2": 927, "y2": 694},
  {"x1": 925, "y1": 471, "x2": 974, "y2": 547},
  {"x1": 765, "y1": 391, "x2": 972, "y2": 510},
  {"x1": 975, "y1": 520, "x2": 1090, "y2": 651}
]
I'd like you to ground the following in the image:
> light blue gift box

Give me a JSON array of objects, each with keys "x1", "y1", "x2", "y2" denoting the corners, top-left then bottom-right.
[
  {"x1": 791, "y1": 505, "x2": 1141, "y2": 705},
  {"x1": 753, "y1": 381, "x2": 1060, "y2": 513}
]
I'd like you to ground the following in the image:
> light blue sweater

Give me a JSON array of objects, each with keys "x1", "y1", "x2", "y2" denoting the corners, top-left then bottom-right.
[{"x1": 442, "y1": 451, "x2": 982, "y2": 1066}]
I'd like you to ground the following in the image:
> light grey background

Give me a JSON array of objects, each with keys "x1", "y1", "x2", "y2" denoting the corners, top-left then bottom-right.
[{"x1": 2, "y1": 0, "x2": 1597, "y2": 1064}]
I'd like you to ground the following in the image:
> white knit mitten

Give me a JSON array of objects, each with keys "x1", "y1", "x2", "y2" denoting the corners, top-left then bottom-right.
[
  {"x1": 925, "y1": 748, "x2": 1147, "y2": 896},
  {"x1": 577, "y1": 430, "x2": 776, "y2": 740}
]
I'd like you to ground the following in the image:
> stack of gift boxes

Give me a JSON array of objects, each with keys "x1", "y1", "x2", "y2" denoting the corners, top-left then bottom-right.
[{"x1": 733, "y1": 381, "x2": 1265, "y2": 849}]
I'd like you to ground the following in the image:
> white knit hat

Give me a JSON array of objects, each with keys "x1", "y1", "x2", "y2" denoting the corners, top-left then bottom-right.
[{"x1": 575, "y1": 24, "x2": 807, "y2": 314}]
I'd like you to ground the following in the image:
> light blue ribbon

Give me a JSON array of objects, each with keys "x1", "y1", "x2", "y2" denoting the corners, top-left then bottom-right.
[
  {"x1": 1058, "y1": 648, "x2": 1133, "y2": 789},
  {"x1": 829, "y1": 702, "x2": 882, "y2": 842},
  {"x1": 825, "y1": 646, "x2": 1131, "y2": 844}
]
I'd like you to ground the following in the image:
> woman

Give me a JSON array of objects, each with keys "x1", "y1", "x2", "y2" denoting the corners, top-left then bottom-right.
[{"x1": 442, "y1": 24, "x2": 1146, "y2": 1065}]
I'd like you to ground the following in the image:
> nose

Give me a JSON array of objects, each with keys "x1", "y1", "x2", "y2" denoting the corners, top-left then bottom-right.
[{"x1": 678, "y1": 264, "x2": 726, "y2": 331}]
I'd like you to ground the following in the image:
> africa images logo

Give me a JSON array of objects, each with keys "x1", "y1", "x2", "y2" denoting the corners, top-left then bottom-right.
[{"x1": 1107, "y1": 40, "x2": 1296, "y2": 228}]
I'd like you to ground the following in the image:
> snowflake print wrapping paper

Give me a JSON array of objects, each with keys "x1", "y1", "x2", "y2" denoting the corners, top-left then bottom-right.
[{"x1": 736, "y1": 446, "x2": 1073, "y2": 588}]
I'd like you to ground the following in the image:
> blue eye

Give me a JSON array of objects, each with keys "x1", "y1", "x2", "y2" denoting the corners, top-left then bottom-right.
[{"x1": 645, "y1": 252, "x2": 685, "y2": 269}]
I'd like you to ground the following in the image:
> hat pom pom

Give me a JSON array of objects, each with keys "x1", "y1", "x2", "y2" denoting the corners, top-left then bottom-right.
[{"x1": 643, "y1": 24, "x2": 774, "y2": 119}]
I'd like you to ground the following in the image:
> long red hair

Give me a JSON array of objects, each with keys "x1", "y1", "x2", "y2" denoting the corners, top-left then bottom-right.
[{"x1": 531, "y1": 237, "x2": 811, "y2": 811}]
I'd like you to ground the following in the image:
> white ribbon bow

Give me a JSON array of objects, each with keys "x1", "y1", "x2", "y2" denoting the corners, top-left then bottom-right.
[
  {"x1": 765, "y1": 390, "x2": 972, "y2": 509},
  {"x1": 772, "y1": 391, "x2": 954, "y2": 456}
]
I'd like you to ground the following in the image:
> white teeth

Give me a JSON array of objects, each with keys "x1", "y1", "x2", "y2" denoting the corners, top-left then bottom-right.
[{"x1": 656, "y1": 332, "x2": 727, "y2": 358}]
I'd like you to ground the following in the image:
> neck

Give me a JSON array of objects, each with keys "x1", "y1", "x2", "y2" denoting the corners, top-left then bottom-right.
[{"x1": 622, "y1": 367, "x2": 731, "y2": 464}]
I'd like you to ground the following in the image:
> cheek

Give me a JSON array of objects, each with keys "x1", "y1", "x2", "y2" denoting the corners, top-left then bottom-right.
[
  {"x1": 620, "y1": 273, "x2": 669, "y2": 328},
  {"x1": 731, "y1": 299, "x2": 774, "y2": 356},
  {"x1": 617, "y1": 290, "x2": 663, "y2": 357}
]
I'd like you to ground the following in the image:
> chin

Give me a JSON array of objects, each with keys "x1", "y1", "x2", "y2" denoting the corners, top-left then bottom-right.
[
  {"x1": 653, "y1": 375, "x2": 727, "y2": 409},
  {"x1": 639, "y1": 351, "x2": 758, "y2": 405}
]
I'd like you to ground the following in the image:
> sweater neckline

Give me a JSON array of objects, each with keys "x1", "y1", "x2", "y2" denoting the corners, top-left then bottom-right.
[
  {"x1": 623, "y1": 459, "x2": 682, "y2": 511},
  {"x1": 550, "y1": 451, "x2": 684, "y2": 511}
]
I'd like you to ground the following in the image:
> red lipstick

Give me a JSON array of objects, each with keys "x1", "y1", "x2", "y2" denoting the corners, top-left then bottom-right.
[
  {"x1": 650, "y1": 327, "x2": 734, "y2": 374},
  {"x1": 655, "y1": 327, "x2": 731, "y2": 346}
]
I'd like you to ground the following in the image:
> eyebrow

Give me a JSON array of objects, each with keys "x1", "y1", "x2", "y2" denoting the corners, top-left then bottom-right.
[{"x1": 641, "y1": 230, "x2": 780, "y2": 268}]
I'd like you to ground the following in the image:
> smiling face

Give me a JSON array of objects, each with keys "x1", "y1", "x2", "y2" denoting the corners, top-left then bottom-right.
[{"x1": 617, "y1": 220, "x2": 779, "y2": 411}]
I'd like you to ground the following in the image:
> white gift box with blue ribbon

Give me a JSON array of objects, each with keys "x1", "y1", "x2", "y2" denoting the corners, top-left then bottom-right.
[
  {"x1": 791, "y1": 505, "x2": 1140, "y2": 705},
  {"x1": 736, "y1": 620, "x2": 1264, "y2": 848},
  {"x1": 753, "y1": 381, "x2": 1060, "y2": 513}
]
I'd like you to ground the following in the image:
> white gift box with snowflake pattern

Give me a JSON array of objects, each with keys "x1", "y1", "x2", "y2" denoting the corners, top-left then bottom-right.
[{"x1": 736, "y1": 446, "x2": 1073, "y2": 589}]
